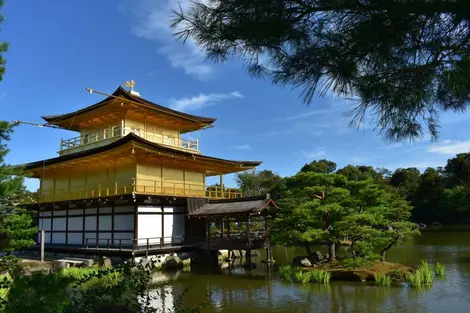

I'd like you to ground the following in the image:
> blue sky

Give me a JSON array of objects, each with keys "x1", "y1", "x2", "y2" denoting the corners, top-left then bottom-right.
[{"x1": 2, "y1": 0, "x2": 470, "y2": 190}]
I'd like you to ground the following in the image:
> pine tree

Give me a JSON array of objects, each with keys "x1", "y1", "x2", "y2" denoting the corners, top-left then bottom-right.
[
  {"x1": 0, "y1": 122, "x2": 37, "y2": 253},
  {"x1": 172, "y1": 0, "x2": 470, "y2": 142},
  {"x1": 271, "y1": 163, "x2": 418, "y2": 263}
]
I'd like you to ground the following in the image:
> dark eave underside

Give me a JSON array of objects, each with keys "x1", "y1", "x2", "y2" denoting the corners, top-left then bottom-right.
[
  {"x1": 188, "y1": 195, "x2": 278, "y2": 217},
  {"x1": 21, "y1": 133, "x2": 262, "y2": 171},
  {"x1": 42, "y1": 86, "x2": 216, "y2": 125}
]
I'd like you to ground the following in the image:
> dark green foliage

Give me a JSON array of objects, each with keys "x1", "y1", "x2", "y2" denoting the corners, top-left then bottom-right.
[
  {"x1": 0, "y1": 0, "x2": 7, "y2": 81},
  {"x1": 0, "y1": 261, "x2": 204, "y2": 313},
  {"x1": 0, "y1": 122, "x2": 38, "y2": 252},
  {"x1": 388, "y1": 269, "x2": 406, "y2": 282},
  {"x1": 300, "y1": 160, "x2": 336, "y2": 174},
  {"x1": 235, "y1": 169, "x2": 283, "y2": 197},
  {"x1": 271, "y1": 162, "x2": 418, "y2": 263},
  {"x1": 389, "y1": 153, "x2": 470, "y2": 224},
  {"x1": 172, "y1": 0, "x2": 470, "y2": 141}
]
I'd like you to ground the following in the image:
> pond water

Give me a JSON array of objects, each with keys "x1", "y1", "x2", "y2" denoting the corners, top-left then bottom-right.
[{"x1": 153, "y1": 231, "x2": 470, "y2": 312}]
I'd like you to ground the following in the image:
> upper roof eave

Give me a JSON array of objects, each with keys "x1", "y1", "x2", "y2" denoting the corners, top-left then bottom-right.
[
  {"x1": 41, "y1": 86, "x2": 217, "y2": 126},
  {"x1": 20, "y1": 133, "x2": 262, "y2": 172}
]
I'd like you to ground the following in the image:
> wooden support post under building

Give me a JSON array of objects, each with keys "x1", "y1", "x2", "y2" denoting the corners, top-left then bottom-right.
[
  {"x1": 264, "y1": 215, "x2": 273, "y2": 263},
  {"x1": 40, "y1": 230, "x2": 45, "y2": 262},
  {"x1": 246, "y1": 216, "x2": 251, "y2": 266},
  {"x1": 219, "y1": 174, "x2": 223, "y2": 197},
  {"x1": 221, "y1": 218, "x2": 225, "y2": 239}
]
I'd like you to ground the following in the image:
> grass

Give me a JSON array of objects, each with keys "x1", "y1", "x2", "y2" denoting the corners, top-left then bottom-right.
[
  {"x1": 279, "y1": 265, "x2": 294, "y2": 281},
  {"x1": 309, "y1": 269, "x2": 331, "y2": 284},
  {"x1": 435, "y1": 263, "x2": 446, "y2": 276},
  {"x1": 282, "y1": 267, "x2": 331, "y2": 284},
  {"x1": 292, "y1": 269, "x2": 305, "y2": 283},
  {"x1": 58, "y1": 267, "x2": 121, "y2": 289},
  {"x1": 374, "y1": 274, "x2": 392, "y2": 287},
  {"x1": 408, "y1": 261, "x2": 434, "y2": 288}
]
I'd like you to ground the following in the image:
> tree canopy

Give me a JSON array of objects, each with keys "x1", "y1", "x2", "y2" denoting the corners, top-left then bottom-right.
[
  {"x1": 0, "y1": 122, "x2": 37, "y2": 252},
  {"x1": 173, "y1": 0, "x2": 470, "y2": 142},
  {"x1": 270, "y1": 163, "x2": 417, "y2": 263},
  {"x1": 235, "y1": 169, "x2": 283, "y2": 197}
]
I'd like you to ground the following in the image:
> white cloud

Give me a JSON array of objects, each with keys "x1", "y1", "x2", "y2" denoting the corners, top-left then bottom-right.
[
  {"x1": 428, "y1": 140, "x2": 470, "y2": 155},
  {"x1": 272, "y1": 109, "x2": 330, "y2": 122},
  {"x1": 0, "y1": 92, "x2": 8, "y2": 102},
  {"x1": 170, "y1": 91, "x2": 243, "y2": 111},
  {"x1": 231, "y1": 144, "x2": 251, "y2": 150},
  {"x1": 126, "y1": 0, "x2": 214, "y2": 80},
  {"x1": 302, "y1": 149, "x2": 326, "y2": 159}
]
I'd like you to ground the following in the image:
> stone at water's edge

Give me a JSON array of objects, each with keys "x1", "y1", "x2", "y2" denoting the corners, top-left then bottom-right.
[
  {"x1": 164, "y1": 255, "x2": 182, "y2": 269},
  {"x1": 99, "y1": 256, "x2": 112, "y2": 268},
  {"x1": 292, "y1": 256, "x2": 313, "y2": 267},
  {"x1": 312, "y1": 251, "x2": 324, "y2": 263}
]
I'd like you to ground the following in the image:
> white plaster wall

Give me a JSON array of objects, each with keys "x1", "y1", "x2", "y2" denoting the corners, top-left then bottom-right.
[
  {"x1": 68, "y1": 216, "x2": 83, "y2": 231},
  {"x1": 52, "y1": 232, "x2": 66, "y2": 244},
  {"x1": 138, "y1": 213, "x2": 162, "y2": 245},
  {"x1": 163, "y1": 214, "x2": 173, "y2": 243},
  {"x1": 99, "y1": 215, "x2": 112, "y2": 231},
  {"x1": 113, "y1": 232, "x2": 134, "y2": 245},
  {"x1": 114, "y1": 214, "x2": 134, "y2": 230},
  {"x1": 68, "y1": 233, "x2": 83, "y2": 245},
  {"x1": 85, "y1": 216, "x2": 97, "y2": 231},
  {"x1": 53, "y1": 218, "x2": 66, "y2": 231}
]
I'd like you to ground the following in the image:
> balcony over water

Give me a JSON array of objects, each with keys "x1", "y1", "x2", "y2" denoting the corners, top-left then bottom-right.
[{"x1": 59, "y1": 125, "x2": 199, "y2": 155}]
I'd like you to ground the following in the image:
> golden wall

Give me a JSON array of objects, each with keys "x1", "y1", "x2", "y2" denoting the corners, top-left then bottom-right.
[
  {"x1": 39, "y1": 161, "x2": 206, "y2": 202},
  {"x1": 135, "y1": 163, "x2": 205, "y2": 197},
  {"x1": 40, "y1": 163, "x2": 137, "y2": 202}
]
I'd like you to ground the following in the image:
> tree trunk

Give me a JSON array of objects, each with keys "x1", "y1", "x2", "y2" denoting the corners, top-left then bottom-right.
[
  {"x1": 328, "y1": 242, "x2": 336, "y2": 261},
  {"x1": 380, "y1": 236, "x2": 400, "y2": 262}
]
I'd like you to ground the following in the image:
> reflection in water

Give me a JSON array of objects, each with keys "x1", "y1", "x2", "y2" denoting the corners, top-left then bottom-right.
[{"x1": 150, "y1": 231, "x2": 470, "y2": 312}]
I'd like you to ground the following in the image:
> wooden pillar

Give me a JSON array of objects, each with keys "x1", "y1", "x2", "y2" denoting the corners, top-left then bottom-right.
[
  {"x1": 227, "y1": 218, "x2": 231, "y2": 240},
  {"x1": 219, "y1": 174, "x2": 223, "y2": 197},
  {"x1": 221, "y1": 218, "x2": 225, "y2": 239},
  {"x1": 264, "y1": 215, "x2": 272, "y2": 263},
  {"x1": 207, "y1": 218, "x2": 211, "y2": 250},
  {"x1": 40, "y1": 230, "x2": 45, "y2": 262},
  {"x1": 246, "y1": 216, "x2": 251, "y2": 265}
]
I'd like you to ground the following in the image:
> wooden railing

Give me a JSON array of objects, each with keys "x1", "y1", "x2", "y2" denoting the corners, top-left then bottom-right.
[
  {"x1": 84, "y1": 236, "x2": 185, "y2": 256},
  {"x1": 60, "y1": 125, "x2": 199, "y2": 154},
  {"x1": 39, "y1": 179, "x2": 242, "y2": 202}
]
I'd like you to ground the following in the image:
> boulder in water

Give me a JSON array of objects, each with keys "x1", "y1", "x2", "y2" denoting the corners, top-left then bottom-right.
[
  {"x1": 99, "y1": 256, "x2": 112, "y2": 268},
  {"x1": 292, "y1": 256, "x2": 312, "y2": 267},
  {"x1": 164, "y1": 255, "x2": 182, "y2": 269},
  {"x1": 312, "y1": 251, "x2": 324, "y2": 263}
]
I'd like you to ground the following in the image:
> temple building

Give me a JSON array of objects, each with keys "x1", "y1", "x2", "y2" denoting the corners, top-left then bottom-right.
[{"x1": 20, "y1": 84, "x2": 277, "y2": 257}]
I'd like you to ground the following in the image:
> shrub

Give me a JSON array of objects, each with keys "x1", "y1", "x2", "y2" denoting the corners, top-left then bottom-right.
[
  {"x1": 309, "y1": 270, "x2": 331, "y2": 284},
  {"x1": 388, "y1": 269, "x2": 405, "y2": 281},
  {"x1": 278, "y1": 265, "x2": 293, "y2": 281},
  {"x1": 374, "y1": 274, "x2": 392, "y2": 287},
  {"x1": 0, "y1": 261, "x2": 204, "y2": 313},
  {"x1": 435, "y1": 263, "x2": 446, "y2": 276},
  {"x1": 340, "y1": 257, "x2": 370, "y2": 269}
]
